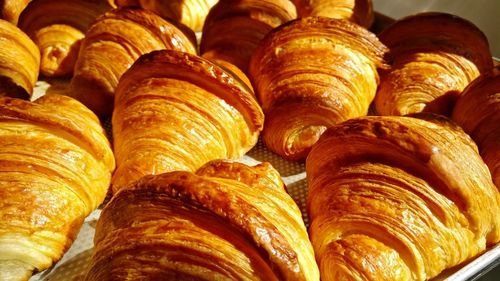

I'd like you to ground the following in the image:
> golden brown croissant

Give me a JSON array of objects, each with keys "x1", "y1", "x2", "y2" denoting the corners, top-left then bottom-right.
[
  {"x1": 452, "y1": 66, "x2": 500, "y2": 188},
  {"x1": 0, "y1": 0, "x2": 30, "y2": 24},
  {"x1": 0, "y1": 19, "x2": 40, "y2": 99},
  {"x1": 205, "y1": 55, "x2": 255, "y2": 91},
  {"x1": 112, "y1": 50, "x2": 264, "y2": 192},
  {"x1": 114, "y1": 0, "x2": 217, "y2": 32},
  {"x1": 200, "y1": 0, "x2": 297, "y2": 73},
  {"x1": 85, "y1": 160, "x2": 319, "y2": 281},
  {"x1": 249, "y1": 17, "x2": 388, "y2": 161},
  {"x1": 0, "y1": 94, "x2": 115, "y2": 281},
  {"x1": 307, "y1": 115, "x2": 500, "y2": 281},
  {"x1": 18, "y1": 0, "x2": 113, "y2": 77},
  {"x1": 292, "y1": 0, "x2": 373, "y2": 28},
  {"x1": 375, "y1": 12, "x2": 493, "y2": 117},
  {"x1": 70, "y1": 8, "x2": 196, "y2": 117}
]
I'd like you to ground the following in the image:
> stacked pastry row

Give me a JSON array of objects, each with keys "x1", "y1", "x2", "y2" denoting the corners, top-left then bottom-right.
[
  {"x1": 0, "y1": 1, "x2": 299, "y2": 280},
  {"x1": 0, "y1": 0, "x2": 499, "y2": 281}
]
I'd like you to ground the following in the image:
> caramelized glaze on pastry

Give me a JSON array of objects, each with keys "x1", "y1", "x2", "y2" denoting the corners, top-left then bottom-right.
[
  {"x1": 307, "y1": 115, "x2": 500, "y2": 281},
  {"x1": 452, "y1": 66, "x2": 500, "y2": 188},
  {"x1": 85, "y1": 160, "x2": 319, "y2": 281},
  {"x1": 0, "y1": 0, "x2": 30, "y2": 24},
  {"x1": 114, "y1": 0, "x2": 217, "y2": 32},
  {"x1": 18, "y1": 0, "x2": 113, "y2": 77},
  {"x1": 201, "y1": 0, "x2": 297, "y2": 73},
  {"x1": 112, "y1": 50, "x2": 264, "y2": 192},
  {"x1": 70, "y1": 8, "x2": 196, "y2": 117},
  {"x1": 375, "y1": 12, "x2": 493, "y2": 116},
  {"x1": 0, "y1": 19, "x2": 40, "y2": 99},
  {"x1": 292, "y1": 0, "x2": 373, "y2": 28},
  {"x1": 249, "y1": 17, "x2": 388, "y2": 161},
  {"x1": 0, "y1": 94, "x2": 115, "y2": 281}
]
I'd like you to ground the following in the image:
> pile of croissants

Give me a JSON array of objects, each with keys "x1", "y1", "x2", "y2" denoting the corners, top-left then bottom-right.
[{"x1": 0, "y1": 0, "x2": 499, "y2": 280}]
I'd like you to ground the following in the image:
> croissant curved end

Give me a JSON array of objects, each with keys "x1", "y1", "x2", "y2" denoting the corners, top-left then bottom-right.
[
  {"x1": 249, "y1": 17, "x2": 388, "y2": 161},
  {"x1": 293, "y1": 0, "x2": 374, "y2": 28},
  {"x1": 452, "y1": 66, "x2": 500, "y2": 188},
  {"x1": 0, "y1": 94, "x2": 114, "y2": 281},
  {"x1": 88, "y1": 160, "x2": 319, "y2": 280},
  {"x1": 375, "y1": 12, "x2": 493, "y2": 117},
  {"x1": 0, "y1": 261, "x2": 34, "y2": 281},
  {"x1": 200, "y1": 0, "x2": 298, "y2": 73},
  {"x1": 34, "y1": 24, "x2": 84, "y2": 77},
  {"x1": 17, "y1": 0, "x2": 114, "y2": 78},
  {"x1": 306, "y1": 115, "x2": 500, "y2": 280},
  {"x1": 0, "y1": 19, "x2": 40, "y2": 98},
  {"x1": 70, "y1": 7, "x2": 196, "y2": 116},
  {"x1": 116, "y1": 0, "x2": 218, "y2": 32},
  {"x1": 0, "y1": 0, "x2": 31, "y2": 24}
]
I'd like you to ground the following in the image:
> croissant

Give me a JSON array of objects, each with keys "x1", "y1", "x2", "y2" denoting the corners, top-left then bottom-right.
[
  {"x1": 292, "y1": 0, "x2": 373, "y2": 28},
  {"x1": 0, "y1": 19, "x2": 40, "y2": 99},
  {"x1": 307, "y1": 115, "x2": 500, "y2": 281},
  {"x1": 205, "y1": 55, "x2": 255, "y2": 91},
  {"x1": 0, "y1": 0, "x2": 30, "y2": 24},
  {"x1": 0, "y1": 94, "x2": 115, "y2": 281},
  {"x1": 85, "y1": 160, "x2": 319, "y2": 280},
  {"x1": 375, "y1": 12, "x2": 493, "y2": 117},
  {"x1": 70, "y1": 8, "x2": 196, "y2": 117},
  {"x1": 18, "y1": 0, "x2": 113, "y2": 77},
  {"x1": 452, "y1": 66, "x2": 500, "y2": 188},
  {"x1": 200, "y1": 0, "x2": 297, "y2": 73},
  {"x1": 114, "y1": 0, "x2": 217, "y2": 32},
  {"x1": 249, "y1": 17, "x2": 388, "y2": 161},
  {"x1": 112, "y1": 50, "x2": 264, "y2": 192}
]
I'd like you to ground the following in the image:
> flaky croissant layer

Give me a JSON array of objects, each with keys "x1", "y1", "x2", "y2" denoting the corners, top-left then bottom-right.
[
  {"x1": 452, "y1": 66, "x2": 500, "y2": 188},
  {"x1": 307, "y1": 115, "x2": 500, "y2": 281},
  {"x1": 70, "y1": 8, "x2": 196, "y2": 116},
  {"x1": 0, "y1": 0, "x2": 31, "y2": 24},
  {"x1": 18, "y1": 0, "x2": 113, "y2": 77},
  {"x1": 0, "y1": 94, "x2": 115, "y2": 281},
  {"x1": 115, "y1": 0, "x2": 217, "y2": 32},
  {"x1": 201, "y1": 0, "x2": 297, "y2": 73},
  {"x1": 85, "y1": 160, "x2": 319, "y2": 281},
  {"x1": 292, "y1": 0, "x2": 374, "y2": 28},
  {"x1": 0, "y1": 19, "x2": 40, "y2": 98},
  {"x1": 112, "y1": 50, "x2": 264, "y2": 192},
  {"x1": 249, "y1": 16, "x2": 388, "y2": 161},
  {"x1": 375, "y1": 12, "x2": 493, "y2": 116}
]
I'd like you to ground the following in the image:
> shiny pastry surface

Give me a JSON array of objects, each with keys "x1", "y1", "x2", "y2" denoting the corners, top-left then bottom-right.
[
  {"x1": 85, "y1": 160, "x2": 319, "y2": 281},
  {"x1": 70, "y1": 7, "x2": 196, "y2": 117},
  {"x1": 201, "y1": 0, "x2": 297, "y2": 73},
  {"x1": 293, "y1": 0, "x2": 373, "y2": 28},
  {"x1": 0, "y1": 94, "x2": 115, "y2": 281},
  {"x1": 249, "y1": 16, "x2": 388, "y2": 161},
  {"x1": 115, "y1": 0, "x2": 217, "y2": 32},
  {"x1": 307, "y1": 115, "x2": 500, "y2": 281},
  {"x1": 452, "y1": 66, "x2": 500, "y2": 188},
  {"x1": 112, "y1": 50, "x2": 264, "y2": 192},
  {"x1": 18, "y1": 0, "x2": 113, "y2": 77},
  {"x1": 0, "y1": 19, "x2": 40, "y2": 98},
  {"x1": 375, "y1": 12, "x2": 493, "y2": 116}
]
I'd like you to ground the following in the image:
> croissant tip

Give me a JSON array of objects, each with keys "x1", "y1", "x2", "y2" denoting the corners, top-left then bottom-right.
[{"x1": 0, "y1": 260, "x2": 35, "y2": 281}]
